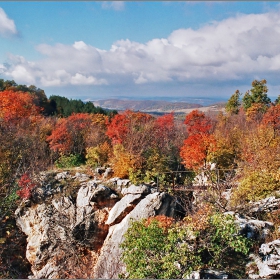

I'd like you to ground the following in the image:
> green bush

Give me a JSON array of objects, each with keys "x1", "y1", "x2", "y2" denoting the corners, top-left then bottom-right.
[
  {"x1": 55, "y1": 154, "x2": 84, "y2": 168},
  {"x1": 120, "y1": 218, "x2": 200, "y2": 279},
  {"x1": 120, "y1": 212, "x2": 252, "y2": 279}
]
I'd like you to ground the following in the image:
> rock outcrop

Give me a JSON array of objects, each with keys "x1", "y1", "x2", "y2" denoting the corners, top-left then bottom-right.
[
  {"x1": 248, "y1": 239, "x2": 280, "y2": 279},
  {"x1": 15, "y1": 173, "x2": 119, "y2": 278},
  {"x1": 15, "y1": 171, "x2": 183, "y2": 279},
  {"x1": 15, "y1": 170, "x2": 280, "y2": 279}
]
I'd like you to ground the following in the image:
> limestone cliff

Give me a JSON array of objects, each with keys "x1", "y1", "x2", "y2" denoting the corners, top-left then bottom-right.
[
  {"x1": 15, "y1": 170, "x2": 280, "y2": 279},
  {"x1": 15, "y1": 171, "x2": 183, "y2": 279}
]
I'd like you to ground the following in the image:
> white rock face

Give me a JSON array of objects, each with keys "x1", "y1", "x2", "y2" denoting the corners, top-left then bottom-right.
[
  {"x1": 93, "y1": 192, "x2": 178, "y2": 279},
  {"x1": 117, "y1": 179, "x2": 130, "y2": 187},
  {"x1": 15, "y1": 171, "x2": 181, "y2": 279},
  {"x1": 15, "y1": 197, "x2": 77, "y2": 278},
  {"x1": 15, "y1": 173, "x2": 117, "y2": 279},
  {"x1": 74, "y1": 172, "x2": 91, "y2": 182},
  {"x1": 249, "y1": 196, "x2": 280, "y2": 214},
  {"x1": 54, "y1": 171, "x2": 71, "y2": 181},
  {"x1": 106, "y1": 193, "x2": 142, "y2": 225},
  {"x1": 249, "y1": 239, "x2": 280, "y2": 278}
]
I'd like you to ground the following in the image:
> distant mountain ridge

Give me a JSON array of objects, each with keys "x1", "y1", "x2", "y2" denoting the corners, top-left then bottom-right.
[{"x1": 92, "y1": 99, "x2": 203, "y2": 113}]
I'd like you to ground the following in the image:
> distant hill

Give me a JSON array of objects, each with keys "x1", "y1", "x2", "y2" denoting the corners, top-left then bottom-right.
[
  {"x1": 92, "y1": 99, "x2": 203, "y2": 113},
  {"x1": 92, "y1": 99, "x2": 226, "y2": 114}
]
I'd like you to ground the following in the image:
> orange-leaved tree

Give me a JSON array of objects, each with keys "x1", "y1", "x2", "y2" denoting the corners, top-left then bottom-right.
[
  {"x1": 261, "y1": 103, "x2": 280, "y2": 136},
  {"x1": 0, "y1": 90, "x2": 41, "y2": 123},
  {"x1": 47, "y1": 113, "x2": 93, "y2": 156},
  {"x1": 106, "y1": 110, "x2": 154, "y2": 179},
  {"x1": 180, "y1": 110, "x2": 216, "y2": 170}
]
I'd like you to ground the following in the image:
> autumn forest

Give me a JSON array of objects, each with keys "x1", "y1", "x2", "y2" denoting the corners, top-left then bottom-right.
[{"x1": 1, "y1": 78, "x2": 280, "y2": 278}]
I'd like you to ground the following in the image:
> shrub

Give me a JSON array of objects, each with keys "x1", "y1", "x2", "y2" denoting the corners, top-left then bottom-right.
[
  {"x1": 55, "y1": 154, "x2": 84, "y2": 168},
  {"x1": 86, "y1": 142, "x2": 111, "y2": 167},
  {"x1": 121, "y1": 211, "x2": 252, "y2": 279},
  {"x1": 16, "y1": 173, "x2": 36, "y2": 199}
]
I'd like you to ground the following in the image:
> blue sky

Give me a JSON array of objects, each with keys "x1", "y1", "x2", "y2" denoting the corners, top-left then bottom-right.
[{"x1": 0, "y1": 1, "x2": 280, "y2": 102}]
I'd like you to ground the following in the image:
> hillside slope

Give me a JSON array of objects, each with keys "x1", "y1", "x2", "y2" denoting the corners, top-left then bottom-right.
[{"x1": 92, "y1": 99, "x2": 202, "y2": 112}]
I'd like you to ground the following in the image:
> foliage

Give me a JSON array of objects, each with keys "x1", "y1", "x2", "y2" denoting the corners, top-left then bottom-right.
[
  {"x1": 16, "y1": 173, "x2": 36, "y2": 199},
  {"x1": 183, "y1": 110, "x2": 213, "y2": 135},
  {"x1": 47, "y1": 113, "x2": 93, "y2": 156},
  {"x1": 141, "y1": 148, "x2": 171, "y2": 183},
  {"x1": 242, "y1": 79, "x2": 271, "y2": 111},
  {"x1": 49, "y1": 95, "x2": 110, "y2": 117},
  {"x1": 0, "y1": 90, "x2": 41, "y2": 123},
  {"x1": 106, "y1": 110, "x2": 153, "y2": 145},
  {"x1": 231, "y1": 126, "x2": 280, "y2": 205},
  {"x1": 245, "y1": 103, "x2": 268, "y2": 122},
  {"x1": 110, "y1": 144, "x2": 139, "y2": 179},
  {"x1": 121, "y1": 210, "x2": 252, "y2": 279},
  {"x1": 209, "y1": 113, "x2": 243, "y2": 170},
  {"x1": 107, "y1": 110, "x2": 184, "y2": 181},
  {"x1": 86, "y1": 141, "x2": 112, "y2": 167},
  {"x1": 274, "y1": 95, "x2": 280, "y2": 105},
  {"x1": 55, "y1": 154, "x2": 84, "y2": 168},
  {"x1": 120, "y1": 216, "x2": 201, "y2": 279},
  {"x1": 225, "y1": 90, "x2": 241, "y2": 115},
  {"x1": 0, "y1": 79, "x2": 53, "y2": 115},
  {"x1": 86, "y1": 114, "x2": 110, "y2": 148},
  {"x1": 180, "y1": 110, "x2": 216, "y2": 170},
  {"x1": 261, "y1": 104, "x2": 280, "y2": 134}
]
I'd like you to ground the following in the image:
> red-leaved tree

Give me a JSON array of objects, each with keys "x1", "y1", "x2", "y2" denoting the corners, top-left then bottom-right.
[
  {"x1": 261, "y1": 104, "x2": 280, "y2": 135},
  {"x1": 180, "y1": 110, "x2": 216, "y2": 170},
  {"x1": 47, "y1": 113, "x2": 93, "y2": 155},
  {"x1": 0, "y1": 90, "x2": 41, "y2": 123}
]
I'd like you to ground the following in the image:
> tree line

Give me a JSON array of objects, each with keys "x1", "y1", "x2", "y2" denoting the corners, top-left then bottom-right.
[{"x1": 1, "y1": 79, "x2": 280, "y2": 205}]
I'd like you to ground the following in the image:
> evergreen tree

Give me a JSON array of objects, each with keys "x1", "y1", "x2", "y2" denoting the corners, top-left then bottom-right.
[
  {"x1": 242, "y1": 79, "x2": 271, "y2": 111},
  {"x1": 225, "y1": 90, "x2": 241, "y2": 115}
]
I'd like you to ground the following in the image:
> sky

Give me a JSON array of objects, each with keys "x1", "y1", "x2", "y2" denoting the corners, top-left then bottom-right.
[{"x1": 0, "y1": 1, "x2": 280, "y2": 102}]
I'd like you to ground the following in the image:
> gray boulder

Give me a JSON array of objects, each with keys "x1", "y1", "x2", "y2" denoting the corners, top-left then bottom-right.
[
  {"x1": 235, "y1": 214, "x2": 274, "y2": 240},
  {"x1": 121, "y1": 184, "x2": 151, "y2": 196},
  {"x1": 73, "y1": 172, "x2": 91, "y2": 182},
  {"x1": 248, "y1": 239, "x2": 280, "y2": 278},
  {"x1": 249, "y1": 196, "x2": 280, "y2": 215}
]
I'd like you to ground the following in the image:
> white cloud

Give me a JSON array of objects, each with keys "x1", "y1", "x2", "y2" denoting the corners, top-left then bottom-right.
[
  {"x1": 2, "y1": 10, "x2": 280, "y2": 97},
  {"x1": 73, "y1": 41, "x2": 88, "y2": 51},
  {"x1": 8, "y1": 65, "x2": 35, "y2": 84},
  {"x1": 0, "y1": 8, "x2": 17, "y2": 37},
  {"x1": 70, "y1": 73, "x2": 108, "y2": 85},
  {"x1": 101, "y1": 1, "x2": 125, "y2": 11}
]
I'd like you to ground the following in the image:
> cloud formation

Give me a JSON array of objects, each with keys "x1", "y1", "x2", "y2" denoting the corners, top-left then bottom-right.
[
  {"x1": 2, "y1": 10, "x2": 280, "y2": 96},
  {"x1": 0, "y1": 8, "x2": 17, "y2": 37}
]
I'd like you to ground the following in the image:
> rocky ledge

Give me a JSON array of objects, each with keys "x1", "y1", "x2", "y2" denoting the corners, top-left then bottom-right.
[
  {"x1": 15, "y1": 171, "x2": 184, "y2": 278},
  {"x1": 15, "y1": 171, "x2": 280, "y2": 279}
]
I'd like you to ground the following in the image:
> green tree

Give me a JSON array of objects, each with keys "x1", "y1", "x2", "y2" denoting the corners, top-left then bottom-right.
[
  {"x1": 242, "y1": 79, "x2": 271, "y2": 111},
  {"x1": 49, "y1": 95, "x2": 108, "y2": 117},
  {"x1": 121, "y1": 211, "x2": 252, "y2": 279},
  {"x1": 225, "y1": 90, "x2": 241, "y2": 115}
]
